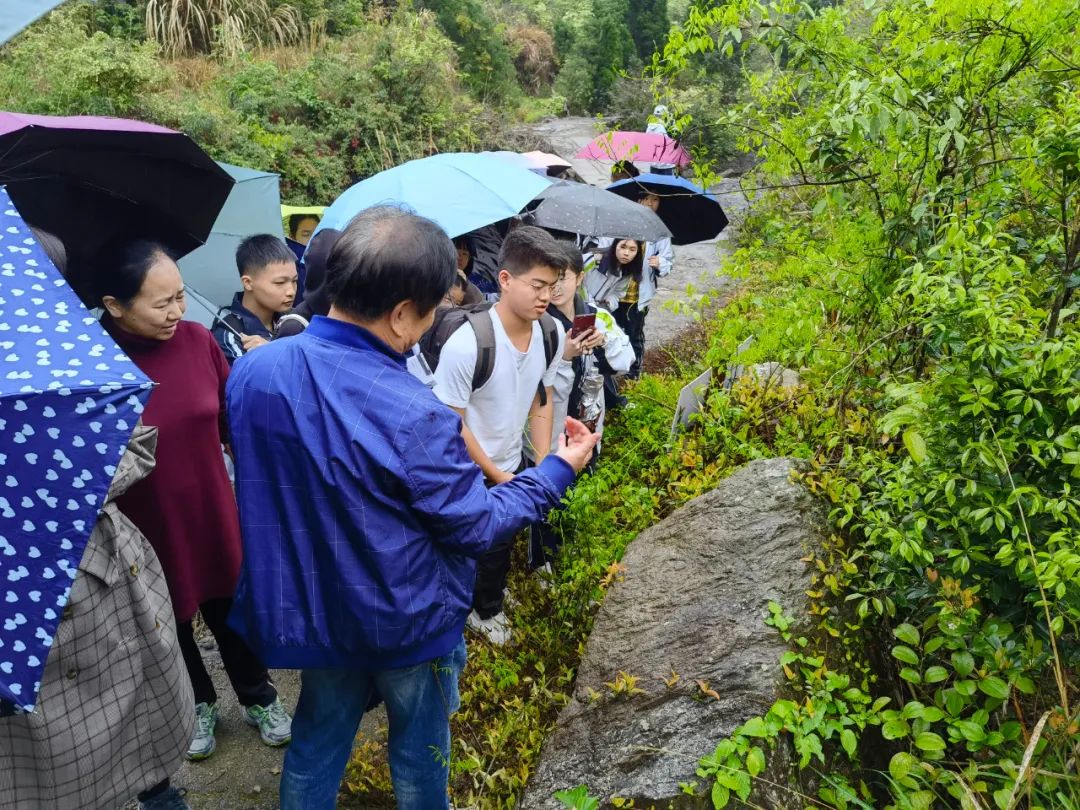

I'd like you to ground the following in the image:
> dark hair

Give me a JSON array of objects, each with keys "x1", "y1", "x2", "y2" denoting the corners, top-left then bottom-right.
[
  {"x1": 600, "y1": 239, "x2": 644, "y2": 282},
  {"x1": 324, "y1": 206, "x2": 456, "y2": 320},
  {"x1": 560, "y1": 241, "x2": 584, "y2": 276},
  {"x1": 94, "y1": 239, "x2": 177, "y2": 305},
  {"x1": 301, "y1": 227, "x2": 341, "y2": 296},
  {"x1": 288, "y1": 213, "x2": 320, "y2": 238},
  {"x1": 498, "y1": 225, "x2": 570, "y2": 278},
  {"x1": 236, "y1": 234, "x2": 296, "y2": 277},
  {"x1": 611, "y1": 160, "x2": 640, "y2": 179}
]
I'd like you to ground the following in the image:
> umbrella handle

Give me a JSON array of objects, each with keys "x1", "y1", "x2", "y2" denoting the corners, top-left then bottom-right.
[{"x1": 186, "y1": 286, "x2": 246, "y2": 340}]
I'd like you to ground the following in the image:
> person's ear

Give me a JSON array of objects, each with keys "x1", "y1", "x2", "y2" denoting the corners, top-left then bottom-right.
[
  {"x1": 498, "y1": 269, "x2": 512, "y2": 290},
  {"x1": 240, "y1": 273, "x2": 254, "y2": 292},
  {"x1": 101, "y1": 295, "x2": 124, "y2": 319}
]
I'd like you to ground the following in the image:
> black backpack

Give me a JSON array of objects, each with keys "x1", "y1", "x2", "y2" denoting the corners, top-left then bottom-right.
[{"x1": 419, "y1": 302, "x2": 561, "y2": 406}]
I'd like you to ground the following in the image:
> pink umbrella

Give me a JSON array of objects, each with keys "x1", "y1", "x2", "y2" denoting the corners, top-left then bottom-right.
[{"x1": 575, "y1": 131, "x2": 691, "y2": 166}]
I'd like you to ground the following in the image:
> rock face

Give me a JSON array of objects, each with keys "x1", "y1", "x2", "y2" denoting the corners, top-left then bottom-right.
[{"x1": 521, "y1": 458, "x2": 826, "y2": 809}]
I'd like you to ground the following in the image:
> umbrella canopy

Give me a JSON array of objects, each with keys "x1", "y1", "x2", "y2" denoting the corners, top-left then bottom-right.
[
  {"x1": 316, "y1": 152, "x2": 551, "y2": 240},
  {"x1": 0, "y1": 185, "x2": 152, "y2": 710},
  {"x1": 178, "y1": 161, "x2": 284, "y2": 327},
  {"x1": 524, "y1": 181, "x2": 672, "y2": 243},
  {"x1": 0, "y1": 1, "x2": 68, "y2": 46},
  {"x1": 521, "y1": 151, "x2": 573, "y2": 177},
  {"x1": 607, "y1": 173, "x2": 729, "y2": 245},
  {"x1": 0, "y1": 112, "x2": 234, "y2": 274},
  {"x1": 575, "y1": 131, "x2": 691, "y2": 167}
]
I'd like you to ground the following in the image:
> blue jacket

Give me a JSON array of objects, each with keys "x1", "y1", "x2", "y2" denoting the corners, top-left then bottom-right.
[{"x1": 225, "y1": 316, "x2": 575, "y2": 669}]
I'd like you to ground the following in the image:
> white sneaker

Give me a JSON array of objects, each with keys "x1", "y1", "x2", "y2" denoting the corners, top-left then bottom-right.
[{"x1": 466, "y1": 610, "x2": 512, "y2": 645}]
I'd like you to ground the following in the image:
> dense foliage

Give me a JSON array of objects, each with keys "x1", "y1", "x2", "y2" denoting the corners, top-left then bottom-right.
[
  {"x1": 640, "y1": 0, "x2": 1080, "y2": 806},
  {"x1": 0, "y1": 2, "x2": 492, "y2": 202}
]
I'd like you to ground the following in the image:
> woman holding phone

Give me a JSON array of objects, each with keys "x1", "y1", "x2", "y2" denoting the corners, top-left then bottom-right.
[{"x1": 526, "y1": 243, "x2": 635, "y2": 575}]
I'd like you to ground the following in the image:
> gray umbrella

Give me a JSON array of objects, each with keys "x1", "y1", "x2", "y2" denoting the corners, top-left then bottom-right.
[{"x1": 523, "y1": 180, "x2": 672, "y2": 242}]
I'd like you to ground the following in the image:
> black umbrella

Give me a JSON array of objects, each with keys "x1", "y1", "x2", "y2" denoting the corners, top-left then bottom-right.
[
  {"x1": 0, "y1": 112, "x2": 234, "y2": 269},
  {"x1": 606, "y1": 173, "x2": 728, "y2": 245},
  {"x1": 523, "y1": 180, "x2": 672, "y2": 242}
]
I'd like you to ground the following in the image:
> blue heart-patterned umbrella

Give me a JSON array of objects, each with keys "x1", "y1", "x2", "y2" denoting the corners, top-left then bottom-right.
[
  {"x1": 0, "y1": 185, "x2": 152, "y2": 710},
  {"x1": 606, "y1": 173, "x2": 728, "y2": 245}
]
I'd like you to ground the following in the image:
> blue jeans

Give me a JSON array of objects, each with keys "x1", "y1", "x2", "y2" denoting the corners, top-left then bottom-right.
[{"x1": 279, "y1": 639, "x2": 467, "y2": 810}]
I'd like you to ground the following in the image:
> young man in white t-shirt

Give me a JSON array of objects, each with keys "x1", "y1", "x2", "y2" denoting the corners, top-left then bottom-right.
[{"x1": 432, "y1": 226, "x2": 568, "y2": 644}]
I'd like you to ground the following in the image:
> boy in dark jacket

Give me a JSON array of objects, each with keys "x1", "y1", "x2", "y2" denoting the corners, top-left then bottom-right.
[{"x1": 212, "y1": 235, "x2": 297, "y2": 364}]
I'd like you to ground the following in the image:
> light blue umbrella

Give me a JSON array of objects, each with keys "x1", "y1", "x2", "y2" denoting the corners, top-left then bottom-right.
[
  {"x1": 0, "y1": 185, "x2": 153, "y2": 710},
  {"x1": 178, "y1": 161, "x2": 283, "y2": 327},
  {"x1": 0, "y1": 1, "x2": 69, "y2": 46},
  {"x1": 316, "y1": 152, "x2": 552, "y2": 240}
]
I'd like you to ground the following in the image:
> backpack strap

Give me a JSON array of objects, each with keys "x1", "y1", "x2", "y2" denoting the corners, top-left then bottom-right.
[
  {"x1": 534, "y1": 313, "x2": 561, "y2": 408},
  {"x1": 465, "y1": 308, "x2": 497, "y2": 391}
]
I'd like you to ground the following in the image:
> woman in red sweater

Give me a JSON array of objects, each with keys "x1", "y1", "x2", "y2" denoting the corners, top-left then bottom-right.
[{"x1": 93, "y1": 240, "x2": 291, "y2": 762}]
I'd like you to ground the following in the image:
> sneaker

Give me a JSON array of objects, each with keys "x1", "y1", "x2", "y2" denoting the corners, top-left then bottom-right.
[
  {"x1": 139, "y1": 785, "x2": 191, "y2": 810},
  {"x1": 186, "y1": 702, "x2": 218, "y2": 761},
  {"x1": 466, "y1": 610, "x2": 512, "y2": 645},
  {"x1": 244, "y1": 698, "x2": 292, "y2": 746}
]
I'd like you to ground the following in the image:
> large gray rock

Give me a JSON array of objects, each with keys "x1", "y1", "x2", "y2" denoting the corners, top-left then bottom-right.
[{"x1": 521, "y1": 458, "x2": 826, "y2": 809}]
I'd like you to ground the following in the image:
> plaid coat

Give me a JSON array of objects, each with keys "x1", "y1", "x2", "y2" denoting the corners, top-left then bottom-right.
[{"x1": 0, "y1": 426, "x2": 194, "y2": 809}]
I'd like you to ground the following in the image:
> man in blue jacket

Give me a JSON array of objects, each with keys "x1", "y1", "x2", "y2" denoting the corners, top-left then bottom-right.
[{"x1": 225, "y1": 205, "x2": 598, "y2": 810}]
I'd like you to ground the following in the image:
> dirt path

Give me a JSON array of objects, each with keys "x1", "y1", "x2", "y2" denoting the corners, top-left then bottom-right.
[{"x1": 530, "y1": 118, "x2": 749, "y2": 350}]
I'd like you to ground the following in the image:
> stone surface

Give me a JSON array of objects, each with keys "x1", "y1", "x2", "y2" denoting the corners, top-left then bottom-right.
[{"x1": 520, "y1": 458, "x2": 826, "y2": 809}]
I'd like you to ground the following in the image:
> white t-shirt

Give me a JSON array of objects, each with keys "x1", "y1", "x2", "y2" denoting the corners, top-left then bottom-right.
[{"x1": 433, "y1": 308, "x2": 565, "y2": 473}]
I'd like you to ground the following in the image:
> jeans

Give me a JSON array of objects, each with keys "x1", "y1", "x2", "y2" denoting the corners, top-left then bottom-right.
[{"x1": 279, "y1": 639, "x2": 468, "y2": 810}]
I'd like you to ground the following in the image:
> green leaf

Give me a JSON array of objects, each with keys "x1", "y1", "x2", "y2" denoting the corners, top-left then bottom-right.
[
  {"x1": 891, "y1": 645, "x2": 920, "y2": 665},
  {"x1": 899, "y1": 667, "x2": 922, "y2": 684},
  {"x1": 914, "y1": 731, "x2": 945, "y2": 751},
  {"x1": 739, "y1": 717, "x2": 769, "y2": 738},
  {"x1": 889, "y1": 751, "x2": 916, "y2": 781},
  {"x1": 893, "y1": 623, "x2": 920, "y2": 646},
  {"x1": 882, "y1": 718, "x2": 909, "y2": 740},
  {"x1": 924, "y1": 666, "x2": 949, "y2": 684},
  {"x1": 903, "y1": 429, "x2": 927, "y2": 463},
  {"x1": 841, "y1": 728, "x2": 858, "y2": 758},
  {"x1": 711, "y1": 780, "x2": 730, "y2": 809},
  {"x1": 979, "y1": 676, "x2": 1010, "y2": 700},
  {"x1": 554, "y1": 786, "x2": 600, "y2": 810},
  {"x1": 954, "y1": 720, "x2": 986, "y2": 742},
  {"x1": 951, "y1": 652, "x2": 974, "y2": 677},
  {"x1": 745, "y1": 746, "x2": 765, "y2": 777}
]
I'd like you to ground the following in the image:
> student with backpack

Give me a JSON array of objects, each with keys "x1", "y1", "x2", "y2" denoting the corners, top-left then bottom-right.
[
  {"x1": 212, "y1": 235, "x2": 298, "y2": 364},
  {"x1": 431, "y1": 226, "x2": 569, "y2": 645},
  {"x1": 527, "y1": 243, "x2": 636, "y2": 575}
]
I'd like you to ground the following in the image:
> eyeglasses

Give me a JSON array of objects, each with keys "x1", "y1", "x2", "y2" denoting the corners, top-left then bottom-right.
[{"x1": 515, "y1": 277, "x2": 562, "y2": 296}]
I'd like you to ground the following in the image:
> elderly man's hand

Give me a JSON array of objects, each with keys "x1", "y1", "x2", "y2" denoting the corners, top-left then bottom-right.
[{"x1": 555, "y1": 417, "x2": 600, "y2": 474}]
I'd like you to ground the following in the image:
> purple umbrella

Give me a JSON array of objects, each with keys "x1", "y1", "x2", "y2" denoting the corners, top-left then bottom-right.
[
  {"x1": 0, "y1": 112, "x2": 233, "y2": 274},
  {"x1": 575, "y1": 131, "x2": 691, "y2": 167}
]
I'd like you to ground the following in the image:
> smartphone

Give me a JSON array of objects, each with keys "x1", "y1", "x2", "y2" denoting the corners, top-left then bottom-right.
[{"x1": 570, "y1": 313, "x2": 596, "y2": 338}]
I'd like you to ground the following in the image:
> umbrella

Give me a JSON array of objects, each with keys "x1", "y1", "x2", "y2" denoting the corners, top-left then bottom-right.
[
  {"x1": 607, "y1": 173, "x2": 729, "y2": 245},
  {"x1": 524, "y1": 181, "x2": 672, "y2": 243},
  {"x1": 0, "y1": 112, "x2": 234, "y2": 272},
  {"x1": 575, "y1": 131, "x2": 691, "y2": 168},
  {"x1": 0, "y1": 185, "x2": 152, "y2": 710},
  {"x1": 0, "y1": 1, "x2": 68, "y2": 46},
  {"x1": 177, "y1": 161, "x2": 284, "y2": 327},
  {"x1": 521, "y1": 151, "x2": 573, "y2": 177},
  {"x1": 315, "y1": 152, "x2": 551, "y2": 240}
]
